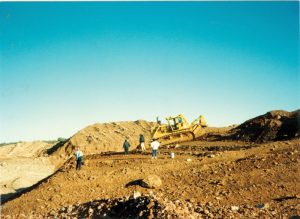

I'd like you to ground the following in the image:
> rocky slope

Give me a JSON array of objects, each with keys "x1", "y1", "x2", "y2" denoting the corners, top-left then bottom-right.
[
  {"x1": 199, "y1": 110, "x2": 300, "y2": 143},
  {"x1": 233, "y1": 110, "x2": 300, "y2": 142}
]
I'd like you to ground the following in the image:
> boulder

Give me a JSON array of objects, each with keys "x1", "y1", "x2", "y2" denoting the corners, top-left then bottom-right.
[{"x1": 141, "y1": 175, "x2": 162, "y2": 189}]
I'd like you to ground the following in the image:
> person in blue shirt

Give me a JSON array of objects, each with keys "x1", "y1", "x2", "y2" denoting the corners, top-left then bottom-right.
[{"x1": 74, "y1": 148, "x2": 84, "y2": 170}]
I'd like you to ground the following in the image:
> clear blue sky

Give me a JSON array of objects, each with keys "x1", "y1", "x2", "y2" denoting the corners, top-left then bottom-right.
[{"x1": 0, "y1": 2, "x2": 299, "y2": 142}]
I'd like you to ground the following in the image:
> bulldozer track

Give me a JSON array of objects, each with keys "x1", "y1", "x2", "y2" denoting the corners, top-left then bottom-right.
[{"x1": 157, "y1": 131, "x2": 195, "y2": 146}]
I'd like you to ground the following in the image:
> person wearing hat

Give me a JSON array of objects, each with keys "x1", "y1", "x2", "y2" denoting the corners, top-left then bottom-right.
[{"x1": 150, "y1": 138, "x2": 160, "y2": 159}]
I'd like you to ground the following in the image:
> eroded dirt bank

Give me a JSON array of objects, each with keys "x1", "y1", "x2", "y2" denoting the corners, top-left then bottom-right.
[{"x1": 0, "y1": 141, "x2": 57, "y2": 202}]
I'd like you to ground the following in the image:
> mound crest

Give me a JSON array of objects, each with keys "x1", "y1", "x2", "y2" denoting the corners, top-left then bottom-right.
[
  {"x1": 50, "y1": 120, "x2": 155, "y2": 157},
  {"x1": 233, "y1": 110, "x2": 300, "y2": 142}
]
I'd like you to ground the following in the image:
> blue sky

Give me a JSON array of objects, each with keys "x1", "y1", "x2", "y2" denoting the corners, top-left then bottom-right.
[{"x1": 0, "y1": 2, "x2": 299, "y2": 142}]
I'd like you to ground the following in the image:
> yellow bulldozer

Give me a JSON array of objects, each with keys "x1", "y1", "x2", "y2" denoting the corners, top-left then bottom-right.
[{"x1": 151, "y1": 114, "x2": 207, "y2": 145}]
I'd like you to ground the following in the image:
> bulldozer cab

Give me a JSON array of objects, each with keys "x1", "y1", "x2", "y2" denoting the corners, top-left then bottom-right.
[{"x1": 166, "y1": 114, "x2": 189, "y2": 131}]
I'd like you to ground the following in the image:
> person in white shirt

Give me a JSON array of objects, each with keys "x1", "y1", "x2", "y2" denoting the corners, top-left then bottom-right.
[
  {"x1": 75, "y1": 148, "x2": 84, "y2": 170},
  {"x1": 150, "y1": 139, "x2": 160, "y2": 159}
]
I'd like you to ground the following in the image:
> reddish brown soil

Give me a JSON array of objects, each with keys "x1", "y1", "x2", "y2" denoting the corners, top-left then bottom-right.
[{"x1": 2, "y1": 139, "x2": 299, "y2": 218}]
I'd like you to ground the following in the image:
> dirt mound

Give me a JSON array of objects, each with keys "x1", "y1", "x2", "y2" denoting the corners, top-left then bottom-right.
[
  {"x1": 50, "y1": 120, "x2": 155, "y2": 158},
  {"x1": 233, "y1": 110, "x2": 300, "y2": 142},
  {"x1": 0, "y1": 141, "x2": 53, "y2": 158}
]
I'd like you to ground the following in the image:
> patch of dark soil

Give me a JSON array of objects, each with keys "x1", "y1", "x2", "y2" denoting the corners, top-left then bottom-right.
[
  {"x1": 232, "y1": 110, "x2": 300, "y2": 143},
  {"x1": 48, "y1": 195, "x2": 165, "y2": 219},
  {"x1": 273, "y1": 196, "x2": 298, "y2": 202},
  {"x1": 46, "y1": 139, "x2": 69, "y2": 155},
  {"x1": 196, "y1": 133, "x2": 234, "y2": 141}
]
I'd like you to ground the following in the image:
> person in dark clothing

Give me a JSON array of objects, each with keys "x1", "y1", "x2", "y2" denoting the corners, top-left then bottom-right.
[
  {"x1": 123, "y1": 139, "x2": 130, "y2": 155},
  {"x1": 139, "y1": 134, "x2": 145, "y2": 152}
]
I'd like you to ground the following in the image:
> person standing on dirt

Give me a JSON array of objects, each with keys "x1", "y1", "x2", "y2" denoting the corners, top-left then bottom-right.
[
  {"x1": 150, "y1": 139, "x2": 160, "y2": 159},
  {"x1": 123, "y1": 139, "x2": 130, "y2": 155},
  {"x1": 75, "y1": 147, "x2": 84, "y2": 170},
  {"x1": 139, "y1": 134, "x2": 145, "y2": 152}
]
